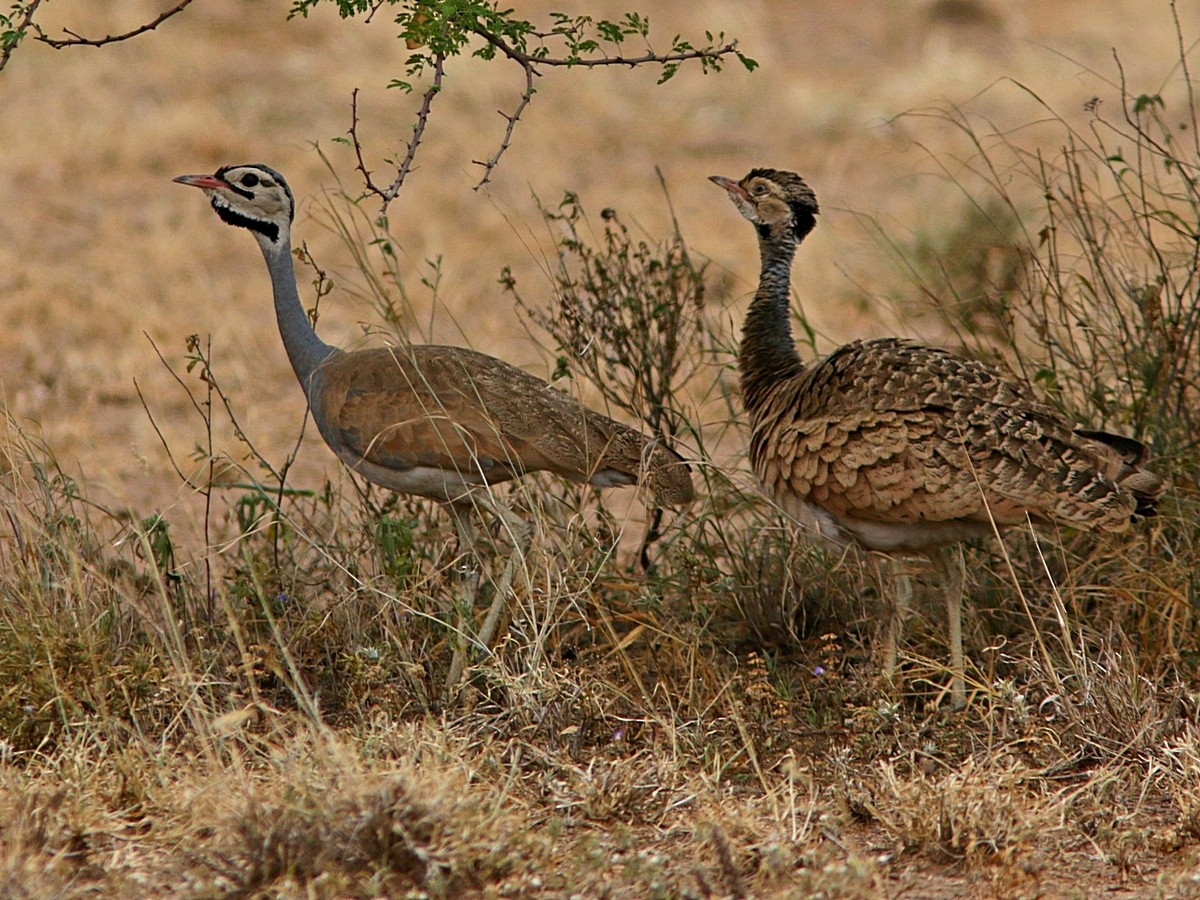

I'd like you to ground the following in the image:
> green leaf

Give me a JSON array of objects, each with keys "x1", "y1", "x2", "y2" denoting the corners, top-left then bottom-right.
[
  {"x1": 1132, "y1": 93, "x2": 1164, "y2": 114},
  {"x1": 736, "y1": 51, "x2": 759, "y2": 72}
]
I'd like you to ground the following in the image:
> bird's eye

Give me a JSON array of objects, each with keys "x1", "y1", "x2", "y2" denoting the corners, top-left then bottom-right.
[
  {"x1": 241, "y1": 173, "x2": 260, "y2": 187},
  {"x1": 752, "y1": 184, "x2": 768, "y2": 195}
]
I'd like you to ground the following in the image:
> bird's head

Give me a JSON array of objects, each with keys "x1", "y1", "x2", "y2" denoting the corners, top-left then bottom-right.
[
  {"x1": 709, "y1": 168, "x2": 819, "y2": 242},
  {"x1": 174, "y1": 164, "x2": 294, "y2": 248}
]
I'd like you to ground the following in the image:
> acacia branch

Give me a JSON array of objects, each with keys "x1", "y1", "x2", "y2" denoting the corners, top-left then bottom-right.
[
  {"x1": 349, "y1": 52, "x2": 446, "y2": 212},
  {"x1": 472, "y1": 25, "x2": 741, "y2": 71},
  {"x1": 465, "y1": 25, "x2": 741, "y2": 188},
  {"x1": 344, "y1": 11, "x2": 748, "y2": 202},
  {"x1": 0, "y1": 0, "x2": 43, "y2": 74},
  {"x1": 472, "y1": 53, "x2": 536, "y2": 189},
  {"x1": 35, "y1": 0, "x2": 196, "y2": 49}
]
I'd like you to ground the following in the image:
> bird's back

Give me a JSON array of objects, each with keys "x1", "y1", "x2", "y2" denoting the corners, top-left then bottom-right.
[
  {"x1": 308, "y1": 344, "x2": 693, "y2": 506},
  {"x1": 749, "y1": 337, "x2": 1161, "y2": 552}
]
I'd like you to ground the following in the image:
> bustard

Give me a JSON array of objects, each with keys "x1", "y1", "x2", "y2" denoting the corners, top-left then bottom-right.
[
  {"x1": 711, "y1": 167, "x2": 1162, "y2": 707},
  {"x1": 175, "y1": 164, "x2": 694, "y2": 696}
]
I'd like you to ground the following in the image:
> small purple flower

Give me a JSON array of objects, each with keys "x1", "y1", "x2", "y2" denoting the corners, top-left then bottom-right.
[{"x1": 813, "y1": 665, "x2": 826, "y2": 677}]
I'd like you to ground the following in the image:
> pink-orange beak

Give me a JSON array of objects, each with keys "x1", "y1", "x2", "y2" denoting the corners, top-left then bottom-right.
[
  {"x1": 709, "y1": 175, "x2": 748, "y2": 199},
  {"x1": 173, "y1": 173, "x2": 229, "y2": 190}
]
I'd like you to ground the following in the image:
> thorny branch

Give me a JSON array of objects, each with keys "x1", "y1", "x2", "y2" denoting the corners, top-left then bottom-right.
[
  {"x1": 351, "y1": 25, "x2": 743, "y2": 204},
  {"x1": 8, "y1": 0, "x2": 747, "y2": 211},
  {"x1": 349, "y1": 52, "x2": 446, "y2": 211},
  {"x1": 474, "y1": 24, "x2": 741, "y2": 73},
  {"x1": 472, "y1": 49, "x2": 535, "y2": 188},
  {"x1": 33, "y1": 0, "x2": 197, "y2": 49}
]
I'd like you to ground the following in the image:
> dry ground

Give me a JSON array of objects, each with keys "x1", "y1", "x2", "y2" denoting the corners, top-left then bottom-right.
[{"x1": 2, "y1": 0, "x2": 1200, "y2": 896}]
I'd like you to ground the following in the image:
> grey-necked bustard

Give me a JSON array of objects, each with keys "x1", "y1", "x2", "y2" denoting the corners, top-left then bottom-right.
[
  {"x1": 175, "y1": 164, "x2": 694, "y2": 696},
  {"x1": 711, "y1": 167, "x2": 1162, "y2": 707}
]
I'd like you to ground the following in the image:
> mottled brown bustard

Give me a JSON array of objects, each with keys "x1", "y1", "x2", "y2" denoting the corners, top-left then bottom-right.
[
  {"x1": 711, "y1": 167, "x2": 1162, "y2": 706},
  {"x1": 175, "y1": 164, "x2": 694, "y2": 697}
]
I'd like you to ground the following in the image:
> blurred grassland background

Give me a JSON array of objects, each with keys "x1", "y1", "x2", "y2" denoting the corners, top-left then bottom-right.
[
  {"x1": 2, "y1": 0, "x2": 1200, "y2": 896},
  {"x1": 2, "y1": 0, "x2": 1193, "y2": 520}
]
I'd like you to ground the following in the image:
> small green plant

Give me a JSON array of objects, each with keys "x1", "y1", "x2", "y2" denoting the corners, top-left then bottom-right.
[{"x1": 376, "y1": 514, "x2": 416, "y2": 583}]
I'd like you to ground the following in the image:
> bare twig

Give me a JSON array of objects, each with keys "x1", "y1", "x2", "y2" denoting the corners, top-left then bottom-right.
[
  {"x1": 132, "y1": 378, "x2": 191, "y2": 487},
  {"x1": 363, "y1": 0, "x2": 389, "y2": 25},
  {"x1": 34, "y1": 0, "x2": 196, "y2": 49},
  {"x1": 472, "y1": 54, "x2": 536, "y2": 188},
  {"x1": 350, "y1": 53, "x2": 446, "y2": 212},
  {"x1": 1170, "y1": 0, "x2": 1200, "y2": 163}
]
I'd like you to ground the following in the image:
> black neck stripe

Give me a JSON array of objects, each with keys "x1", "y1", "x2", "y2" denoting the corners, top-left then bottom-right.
[{"x1": 213, "y1": 200, "x2": 280, "y2": 243}]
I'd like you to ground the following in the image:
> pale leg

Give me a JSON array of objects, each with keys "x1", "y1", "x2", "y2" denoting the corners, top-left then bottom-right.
[
  {"x1": 444, "y1": 501, "x2": 481, "y2": 701},
  {"x1": 878, "y1": 555, "x2": 913, "y2": 691},
  {"x1": 474, "y1": 500, "x2": 531, "y2": 661},
  {"x1": 443, "y1": 495, "x2": 530, "y2": 702},
  {"x1": 937, "y1": 546, "x2": 967, "y2": 709}
]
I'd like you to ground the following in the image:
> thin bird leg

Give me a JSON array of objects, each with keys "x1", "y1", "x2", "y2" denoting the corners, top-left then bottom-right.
[
  {"x1": 937, "y1": 545, "x2": 967, "y2": 709},
  {"x1": 443, "y1": 494, "x2": 531, "y2": 701},
  {"x1": 877, "y1": 555, "x2": 913, "y2": 693},
  {"x1": 444, "y1": 500, "x2": 482, "y2": 701},
  {"x1": 475, "y1": 498, "x2": 531, "y2": 657}
]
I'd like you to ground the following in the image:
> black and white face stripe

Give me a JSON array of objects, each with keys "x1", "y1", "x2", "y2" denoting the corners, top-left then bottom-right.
[
  {"x1": 209, "y1": 192, "x2": 282, "y2": 244},
  {"x1": 214, "y1": 163, "x2": 294, "y2": 220},
  {"x1": 175, "y1": 163, "x2": 296, "y2": 247}
]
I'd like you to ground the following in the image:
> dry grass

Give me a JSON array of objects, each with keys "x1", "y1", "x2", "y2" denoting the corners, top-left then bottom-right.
[{"x1": 3, "y1": 0, "x2": 1200, "y2": 896}]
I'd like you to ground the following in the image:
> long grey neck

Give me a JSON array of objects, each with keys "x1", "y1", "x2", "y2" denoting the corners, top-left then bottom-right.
[
  {"x1": 739, "y1": 225, "x2": 804, "y2": 411},
  {"x1": 255, "y1": 231, "x2": 335, "y2": 393}
]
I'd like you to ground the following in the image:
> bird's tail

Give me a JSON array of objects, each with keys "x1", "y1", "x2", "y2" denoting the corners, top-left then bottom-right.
[
  {"x1": 643, "y1": 441, "x2": 696, "y2": 507},
  {"x1": 1076, "y1": 429, "x2": 1165, "y2": 518}
]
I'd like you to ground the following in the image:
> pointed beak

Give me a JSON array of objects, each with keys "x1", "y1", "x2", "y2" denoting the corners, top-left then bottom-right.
[
  {"x1": 709, "y1": 175, "x2": 748, "y2": 199},
  {"x1": 173, "y1": 173, "x2": 228, "y2": 190}
]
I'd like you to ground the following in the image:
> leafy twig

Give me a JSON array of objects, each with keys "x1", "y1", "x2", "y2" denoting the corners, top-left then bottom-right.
[
  {"x1": 314, "y1": 1, "x2": 755, "y2": 203},
  {"x1": 471, "y1": 23, "x2": 742, "y2": 73},
  {"x1": 465, "y1": 24, "x2": 744, "y2": 188}
]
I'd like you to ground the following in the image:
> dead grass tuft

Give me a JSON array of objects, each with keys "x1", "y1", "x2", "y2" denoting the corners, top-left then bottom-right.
[
  {"x1": 867, "y1": 757, "x2": 1055, "y2": 866},
  {"x1": 202, "y1": 761, "x2": 541, "y2": 897}
]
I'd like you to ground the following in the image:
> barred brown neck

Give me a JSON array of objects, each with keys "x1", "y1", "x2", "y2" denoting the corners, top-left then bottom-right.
[{"x1": 739, "y1": 222, "x2": 804, "y2": 412}]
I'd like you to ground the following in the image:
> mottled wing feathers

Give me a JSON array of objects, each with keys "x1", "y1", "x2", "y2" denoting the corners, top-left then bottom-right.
[
  {"x1": 787, "y1": 339, "x2": 1041, "y2": 417},
  {"x1": 751, "y1": 338, "x2": 1160, "y2": 545}
]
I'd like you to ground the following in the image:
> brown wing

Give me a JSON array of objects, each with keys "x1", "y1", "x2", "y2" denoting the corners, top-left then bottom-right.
[
  {"x1": 311, "y1": 344, "x2": 693, "y2": 505},
  {"x1": 312, "y1": 346, "x2": 532, "y2": 487},
  {"x1": 752, "y1": 338, "x2": 1154, "y2": 533}
]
